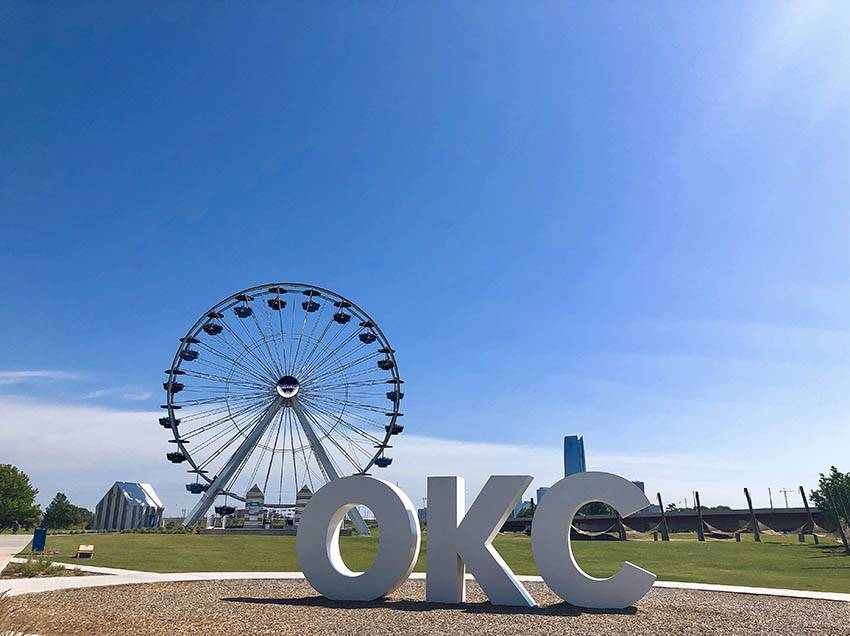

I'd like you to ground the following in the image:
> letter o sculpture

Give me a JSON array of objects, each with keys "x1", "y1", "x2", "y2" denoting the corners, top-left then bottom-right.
[{"x1": 296, "y1": 475, "x2": 421, "y2": 601}]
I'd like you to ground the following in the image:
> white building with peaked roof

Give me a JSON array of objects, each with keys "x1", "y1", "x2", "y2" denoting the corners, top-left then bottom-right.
[{"x1": 93, "y1": 482, "x2": 164, "y2": 531}]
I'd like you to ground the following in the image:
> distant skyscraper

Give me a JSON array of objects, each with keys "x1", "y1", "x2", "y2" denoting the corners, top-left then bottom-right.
[
  {"x1": 536, "y1": 487, "x2": 550, "y2": 505},
  {"x1": 564, "y1": 435, "x2": 587, "y2": 476},
  {"x1": 631, "y1": 480, "x2": 645, "y2": 494},
  {"x1": 513, "y1": 499, "x2": 532, "y2": 518}
]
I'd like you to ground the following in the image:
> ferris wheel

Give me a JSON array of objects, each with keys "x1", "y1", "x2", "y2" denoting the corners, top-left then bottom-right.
[{"x1": 161, "y1": 283, "x2": 404, "y2": 534}]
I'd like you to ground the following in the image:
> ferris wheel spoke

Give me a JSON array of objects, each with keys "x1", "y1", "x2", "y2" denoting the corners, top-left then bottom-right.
[
  {"x1": 194, "y1": 421, "x2": 248, "y2": 468},
  {"x1": 300, "y1": 399, "x2": 390, "y2": 430},
  {"x1": 177, "y1": 385, "x2": 270, "y2": 397},
  {"x1": 293, "y1": 307, "x2": 337, "y2": 377},
  {"x1": 215, "y1": 323, "x2": 278, "y2": 383},
  {"x1": 196, "y1": 332, "x2": 275, "y2": 381},
  {"x1": 189, "y1": 356, "x2": 270, "y2": 390},
  {"x1": 301, "y1": 342, "x2": 370, "y2": 384},
  {"x1": 237, "y1": 312, "x2": 281, "y2": 381},
  {"x1": 298, "y1": 325, "x2": 353, "y2": 382},
  {"x1": 276, "y1": 413, "x2": 286, "y2": 505},
  {"x1": 297, "y1": 397, "x2": 384, "y2": 452},
  {"x1": 294, "y1": 398, "x2": 384, "y2": 434},
  {"x1": 289, "y1": 296, "x2": 312, "y2": 377},
  {"x1": 302, "y1": 351, "x2": 381, "y2": 387},
  {"x1": 196, "y1": 336, "x2": 263, "y2": 380},
  {"x1": 299, "y1": 403, "x2": 364, "y2": 473},
  {"x1": 300, "y1": 338, "x2": 368, "y2": 383},
  {"x1": 192, "y1": 424, "x2": 241, "y2": 459},
  {"x1": 306, "y1": 377, "x2": 390, "y2": 391},
  {"x1": 260, "y1": 305, "x2": 287, "y2": 376},
  {"x1": 285, "y1": 410, "x2": 296, "y2": 500},
  {"x1": 299, "y1": 397, "x2": 386, "y2": 437},
  {"x1": 297, "y1": 329, "x2": 362, "y2": 381},
  {"x1": 178, "y1": 399, "x2": 265, "y2": 423},
  {"x1": 181, "y1": 399, "x2": 272, "y2": 440},
  {"x1": 245, "y1": 418, "x2": 278, "y2": 491},
  {"x1": 195, "y1": 340, "x2": 275, "y2": 385},
  {"x1": 326, "y1": 365, "x2": 388, "y2": 385},
  {"x1": 191, "y1": 403, "x2": 271, "y2": 456},
  {"x1": 272, "y1": 296, "x2": 290, "y2": 373},
  {"x1": 292, "y1": 413, "x2": 316, "y2": 492},
  {"x1": 172, "y1": 391, "x2": 273, "y2": 408},
  {"x1": 290, "y1": 300, "x2": 329, "y2": 374},
  {"x1": 303, "y1": 394, "x2": 391, "y2": 414},
  {"x1": 222, "y1": 443, "x2": 256, "y2": 494},
  {"x1": 189, "y1": 403, "x2": 276, "y2": 461},
  {"x1": 299, "y1": 315, "x2": 349, "y2": 375},
  {"x1": 219, "y1": 320, "x2": 280, "y2": 381},
  {"x1": 248, "y1": 311, "x2": 284, "y2": 378},
  {"x1": 180, "y1": 369, "x2": 268, "y2": 390},
  {"x1": 263, "y1": 411, "x2": 284, "y2": 494},
  {"x1": 302, "y1": 349, "x2": 377, "y2": 385}
]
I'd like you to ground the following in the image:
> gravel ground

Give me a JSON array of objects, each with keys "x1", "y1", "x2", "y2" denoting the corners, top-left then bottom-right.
[{"x1": 4, "y1": 579, "x2": 849, "y2": 636}]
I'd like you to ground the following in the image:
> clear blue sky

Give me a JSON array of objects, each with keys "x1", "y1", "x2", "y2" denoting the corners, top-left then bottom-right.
[{"x1": 2, "y1": 2, "x2": 849, "y2": 512}]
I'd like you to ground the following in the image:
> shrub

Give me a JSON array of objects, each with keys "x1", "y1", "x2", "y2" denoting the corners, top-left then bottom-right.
[{"x1": 7, "y1": 557, "x2": 65, "y2": 578}]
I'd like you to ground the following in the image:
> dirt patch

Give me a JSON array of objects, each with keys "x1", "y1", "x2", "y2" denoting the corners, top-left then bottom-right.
[{"x1": 4, "y1": 579, "x2": 850, "y2": 635}]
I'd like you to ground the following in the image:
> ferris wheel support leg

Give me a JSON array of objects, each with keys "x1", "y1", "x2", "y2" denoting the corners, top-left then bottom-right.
[
  {"x1": 183, "y1": 396, "x2": 286, "y2": 528},
  {"x1": 291, "y1": 398, "x2": 371, "y2": 536}
]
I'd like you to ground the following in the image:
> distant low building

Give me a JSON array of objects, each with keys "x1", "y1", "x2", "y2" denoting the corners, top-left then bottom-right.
[
  {"x1": 93, "y1": 482, "x2": 164, "y2": 531},
  {"x1": 536, "y1": 487, "x2": 550, "y2": 505}
]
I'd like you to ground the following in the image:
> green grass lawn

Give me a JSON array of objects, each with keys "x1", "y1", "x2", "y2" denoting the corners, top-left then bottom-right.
[{"x1": 20, "y1": 532, "x2": 850, "y2": 594}]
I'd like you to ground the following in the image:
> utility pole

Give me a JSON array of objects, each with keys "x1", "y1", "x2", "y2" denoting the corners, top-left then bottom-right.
[
  {"x1": 779, "y1": 488, "x2": 793, "y2": 508},
  {"x1": 768, "y1": 487, "x2": 774, "y2": 509}
]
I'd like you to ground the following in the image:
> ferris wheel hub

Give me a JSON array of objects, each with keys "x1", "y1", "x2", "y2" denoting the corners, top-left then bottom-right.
[{"x1": 275, "y1": 375, "x2": 301, "y2": 399}]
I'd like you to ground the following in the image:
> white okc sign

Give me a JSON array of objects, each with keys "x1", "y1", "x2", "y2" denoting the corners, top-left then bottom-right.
[{"x1": 296, "y1": 471, "x2": 655, "y2": 609}]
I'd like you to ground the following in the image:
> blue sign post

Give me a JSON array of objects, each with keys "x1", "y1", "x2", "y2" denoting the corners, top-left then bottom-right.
[{"x1": 32, "y1": 527, "x2": 47, "y2": 553}]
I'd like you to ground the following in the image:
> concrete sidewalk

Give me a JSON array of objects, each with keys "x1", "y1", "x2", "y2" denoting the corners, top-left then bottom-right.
[
  {"x1": 0, "y1": 535, "x2": 32, "y2": 575},
  {"x1": 2, "y1": 561, "x2": 849, "y2": 603}
]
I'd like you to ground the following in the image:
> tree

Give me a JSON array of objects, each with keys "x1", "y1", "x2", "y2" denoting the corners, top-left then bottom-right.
[
  {"x1": 810, "y1": 466, "x2": 850, "y2": 530},
  {"x1": 0, "y1": 464, "x2": 41, "y2": 530},
  {"x1": 665, "y1": 503, "x2": 679, "y2": 512},
  {"x1": 578, "y1": 502, "x2": 616, "y2": 516},
  {"x1": 42, "y1": 493, "x2": 94, "y2": 530},
  {"x1": 73, "y1": 504, "x2": 94, "y2": 529}
]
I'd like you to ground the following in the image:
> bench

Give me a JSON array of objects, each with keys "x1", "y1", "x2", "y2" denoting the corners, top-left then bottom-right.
[{"x1": 74, "y1": 545, "x2": 94, "y2": 559}]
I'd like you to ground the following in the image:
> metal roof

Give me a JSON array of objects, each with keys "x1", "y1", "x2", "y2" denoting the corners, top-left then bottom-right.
[{"x1": 114, "y1": 481, "x2": 163, "y2": 509}]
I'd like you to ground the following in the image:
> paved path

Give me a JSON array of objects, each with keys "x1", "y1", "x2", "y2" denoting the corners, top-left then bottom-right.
[
  {"x1": 0, "y1": 535, "x2": 32, "y2": 574},
  {"x1": 3, "y1": 560, "x2": 849, "y2": 603}
]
